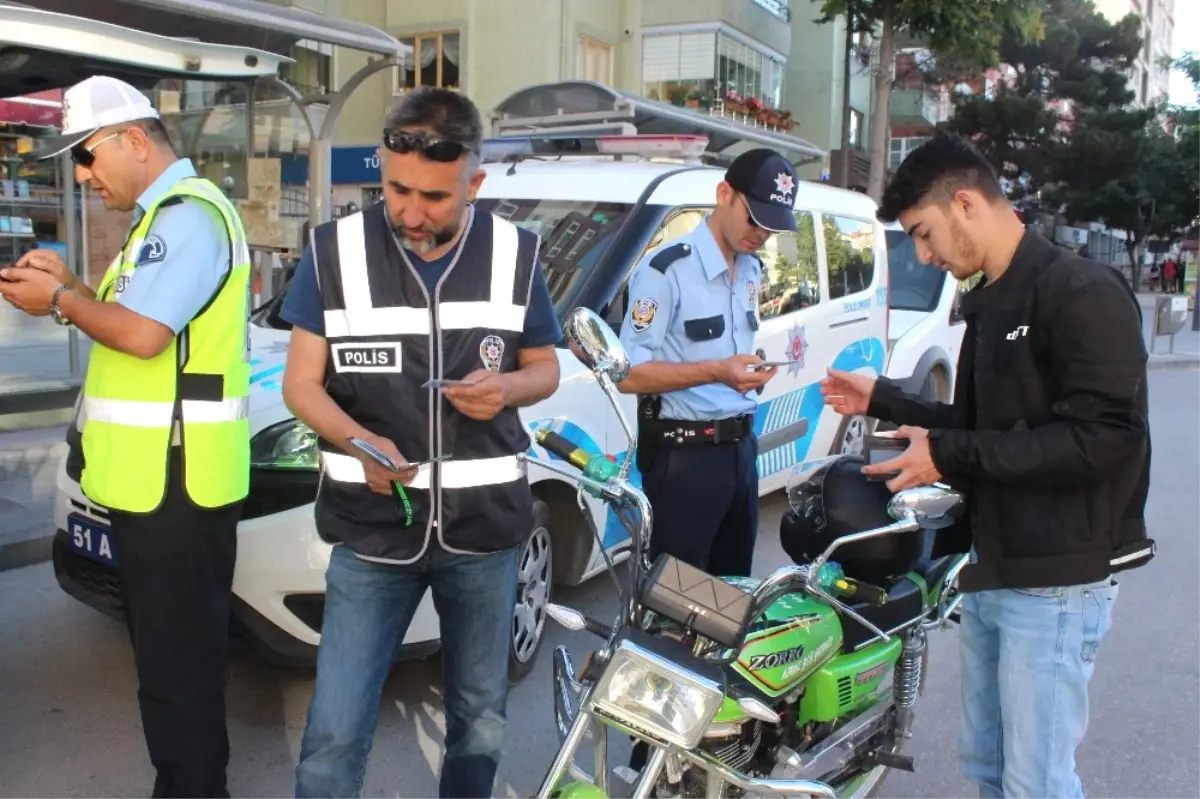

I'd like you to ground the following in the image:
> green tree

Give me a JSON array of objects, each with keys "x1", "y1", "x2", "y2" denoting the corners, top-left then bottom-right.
[
  {"x1": 1164, "y1": 52, "x2": 1199, "y2": 231},
  {"x1": 942, "y1": 0, "x2": 1143, "y2": 209},
  {"x1": 1044, "y1": 109, "x2": 1192, "y2": 288},
  {"x1": 816, "y1": 0, "x2": 1043, "y2": 201}
]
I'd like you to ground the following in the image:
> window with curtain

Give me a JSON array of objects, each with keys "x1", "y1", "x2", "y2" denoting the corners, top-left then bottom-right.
[
  {"x1": 641, "y1": 31, "x2": 718, "y2": 106},
  {"x1": 577, "y1": 35, "x2": 613, "y2": 85},
  {"x1": 395, "y1": 32, "x2": 460, "y2": 92}
]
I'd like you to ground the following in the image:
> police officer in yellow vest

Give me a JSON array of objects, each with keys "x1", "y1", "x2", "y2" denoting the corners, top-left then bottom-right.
[{"x1": 0, "y1": 76, "x2": 249, "y2": 798}]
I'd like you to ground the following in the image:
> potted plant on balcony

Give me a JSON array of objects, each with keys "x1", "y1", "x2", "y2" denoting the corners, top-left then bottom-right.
[
  {"x1": 684, "y1": 88, "x2": 703, "y2": 109},
  {"x1": 723, "y1": 90, "x2": 746, "y2": 117}
]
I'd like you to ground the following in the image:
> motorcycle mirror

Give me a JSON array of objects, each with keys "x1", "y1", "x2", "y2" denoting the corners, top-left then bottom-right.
[
  {"x1": 546, "y1": 602, "x2": 588, "y2": 631},
  {"x1": 887, "y1": 484, "x2": 965, "y2": 529},
  {"x1": 564, "y1": 307, "x2": 631, "y2": 384}
]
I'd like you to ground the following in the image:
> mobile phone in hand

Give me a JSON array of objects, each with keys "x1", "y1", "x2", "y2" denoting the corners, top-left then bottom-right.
[
  {"x1": 348, "y1": 437, "x2": 405, "y2": 472},
  {"x1": 422, "y1": 378, "x2": 475, "y2": 389}
]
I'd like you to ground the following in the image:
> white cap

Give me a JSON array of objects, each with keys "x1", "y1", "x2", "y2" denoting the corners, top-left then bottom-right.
[{"x1": 38, "y1": 76, "x2": 161, "y2": 159}]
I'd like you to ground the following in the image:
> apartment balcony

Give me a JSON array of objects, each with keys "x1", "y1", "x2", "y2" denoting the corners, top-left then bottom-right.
[
  {"x1": 890, "y1": 87, "x2": 949, "y2": 131},
  {"x1": 641, "y1": 0, "x2": 791, "y2": 57}
]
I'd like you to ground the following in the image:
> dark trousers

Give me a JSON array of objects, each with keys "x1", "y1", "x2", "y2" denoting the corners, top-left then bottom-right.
[
  {"x1": 641, "y1": 434, "x2": 759, "y2": 577},
  {"x1": 108, "y1": 449, "x2": 241, "y2": 798}
]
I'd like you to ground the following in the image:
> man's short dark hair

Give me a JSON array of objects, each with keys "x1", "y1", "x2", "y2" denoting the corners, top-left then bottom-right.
[
  {"x1": 115, "y1": 117, "x2": 174, "y2": 152},
  {"x1": 877, "y1": 133, "x2": 1004, "y2": 224},
  {"x1": 385, "y1": 87, "x2": 483, "y2": 154}
]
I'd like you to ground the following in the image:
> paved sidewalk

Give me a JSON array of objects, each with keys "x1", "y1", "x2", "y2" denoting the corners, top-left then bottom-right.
[
  {"x1": 0, "y1": 424, "x2": 66, "y2": 571},
  {"x1": 1138, "y1": 292, "x2": 1200, "y2": 369}
]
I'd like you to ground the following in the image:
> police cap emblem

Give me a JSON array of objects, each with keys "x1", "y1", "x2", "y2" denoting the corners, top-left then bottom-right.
[{"x1": 480, "y1": 334, "x2": 505, "y2": 372}]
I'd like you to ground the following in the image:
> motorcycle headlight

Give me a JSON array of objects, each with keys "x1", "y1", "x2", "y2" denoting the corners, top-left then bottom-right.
[
  {"x1": 250, "y1": 419, "x2": 319, "y2": 470},
  {"x1": 584, "y1": 632, "x2": 724, "y2": 750}
]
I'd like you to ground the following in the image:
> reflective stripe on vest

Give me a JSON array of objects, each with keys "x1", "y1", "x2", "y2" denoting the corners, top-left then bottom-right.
[
  {"x1": 319, "y1": 451, "x2": 526, "y2": 490},
  {"x1": 80, "y1": 175, "x2": 251, "y2": 513},
  {"x1": 321, "y1": 211, "x2": 523, "y2": 338}
]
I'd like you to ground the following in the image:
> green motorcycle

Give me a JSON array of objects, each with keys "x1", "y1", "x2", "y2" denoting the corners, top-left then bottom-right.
[{"x1": 528, "y1": 308, "x2": 968, "y2": 799}]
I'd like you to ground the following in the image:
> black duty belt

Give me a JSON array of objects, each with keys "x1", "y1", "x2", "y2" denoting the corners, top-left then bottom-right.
[{"x1": 641, "y1": 414, "x2": 753, "y2": 447}]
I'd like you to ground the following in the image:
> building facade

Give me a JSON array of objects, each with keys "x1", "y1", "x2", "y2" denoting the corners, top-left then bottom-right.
[{"x1": 1094, "y1": 0, "x2": 1175, "y2": 105}]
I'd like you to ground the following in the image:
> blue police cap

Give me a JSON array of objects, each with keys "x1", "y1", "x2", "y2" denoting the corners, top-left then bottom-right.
[{"x1": 724, "y1": 148, "x2": 799, "y2": 233}]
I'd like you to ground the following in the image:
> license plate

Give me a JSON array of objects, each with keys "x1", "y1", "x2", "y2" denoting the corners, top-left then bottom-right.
[{"x1": 65, "y1": 513, "x2": 118, "y2": 566}]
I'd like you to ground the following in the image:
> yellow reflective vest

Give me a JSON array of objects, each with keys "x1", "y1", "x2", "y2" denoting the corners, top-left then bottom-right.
[{"x1": 80, "y1": 176, "x2": 251, "y2": 513}]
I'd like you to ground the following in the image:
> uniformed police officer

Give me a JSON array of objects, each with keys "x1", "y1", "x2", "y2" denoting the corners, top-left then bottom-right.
[
  {"x1": 0, "y1": 76, "x2": 250, "y2": 797},
  {"x1": 617, "y1": 148, "x2": 800, "y2": 577}
]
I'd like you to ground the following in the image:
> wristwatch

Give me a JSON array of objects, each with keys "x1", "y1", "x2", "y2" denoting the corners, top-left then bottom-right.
[{"x1": 49, "y1": 284, "x2": 73, "y2": 327}]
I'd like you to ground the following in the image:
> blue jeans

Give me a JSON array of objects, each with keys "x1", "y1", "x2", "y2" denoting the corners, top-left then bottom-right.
[
  {"x1": 957, "y1": 579, "x2": 1119, "y2": 798},
  {"x1": 295, "y1": 543, "x2": 519, "y2": 799}
]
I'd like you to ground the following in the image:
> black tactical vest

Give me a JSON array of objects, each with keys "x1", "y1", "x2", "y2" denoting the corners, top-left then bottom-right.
[{"x1": 310, "y1": 202, "x2": 538, "y2": 562}]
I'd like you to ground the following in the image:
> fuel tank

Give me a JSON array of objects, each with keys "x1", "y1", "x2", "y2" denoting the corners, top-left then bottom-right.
[{"x1": 722, "y1": 576, "x2": 844, "y2": 699}]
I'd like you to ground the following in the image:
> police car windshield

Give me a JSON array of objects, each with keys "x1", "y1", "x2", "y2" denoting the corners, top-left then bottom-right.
[
  {"x1": 473, "y1": 198, "x2": 632, "y2": 319},
  {"x1": 886, "y1": 229, "x2": 945, "y2": 313}
]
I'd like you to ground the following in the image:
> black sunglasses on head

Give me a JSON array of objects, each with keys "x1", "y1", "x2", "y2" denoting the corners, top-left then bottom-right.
[{"x1": 382, "y1": 129, "x2": 475, "y2": 162}]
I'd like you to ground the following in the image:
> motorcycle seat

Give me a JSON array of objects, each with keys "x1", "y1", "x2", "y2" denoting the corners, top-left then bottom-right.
[
  {"x1": 911, "y1": 555, "x2": 959, "y2": 591},
  {"x1": 840, "y1": 576, "x2": 925, "y2": 652}
]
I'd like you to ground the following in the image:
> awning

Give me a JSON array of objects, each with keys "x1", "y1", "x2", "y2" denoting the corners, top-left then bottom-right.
[
  {"x1": 0, "y1": 3, "x2": 292, "y2": 97},
  {"x1": 5, "y1": 0, "x2": 403, "y2": 57},
  {"x1": 490, "y1": 80, "x2": 826, "y2": 163}
]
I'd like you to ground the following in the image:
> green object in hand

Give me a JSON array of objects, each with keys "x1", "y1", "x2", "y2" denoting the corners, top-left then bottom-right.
[{"x1": 391, "y1": 480, "x2": 414, "y2": 527}]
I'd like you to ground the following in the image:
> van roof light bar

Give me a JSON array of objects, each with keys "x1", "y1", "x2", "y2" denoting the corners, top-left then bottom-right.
[{"x1": 481, "y1": 134, "x2": 709, "y2": 164}]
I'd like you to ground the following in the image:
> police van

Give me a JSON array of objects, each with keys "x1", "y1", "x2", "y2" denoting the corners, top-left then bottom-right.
[
  {"x1": 883, "y1": 221, "x2": 968, "y2": 404},
  {"x1": 52, "y1": 134, "x2": 893, "y2": 681}
]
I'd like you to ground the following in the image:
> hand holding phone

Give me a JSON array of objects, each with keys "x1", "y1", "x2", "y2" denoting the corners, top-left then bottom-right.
[
  {"x1": 347, "y1": 436, "x2": 416, "y2": 494},
  {"x1": 422, "y1": 378, "x2": 475, "y2": 389}
]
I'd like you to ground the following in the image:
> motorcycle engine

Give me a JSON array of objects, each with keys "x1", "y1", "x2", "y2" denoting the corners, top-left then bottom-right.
[{"x1": 678, "y1": 720, "x2": 764, "y2": 798}]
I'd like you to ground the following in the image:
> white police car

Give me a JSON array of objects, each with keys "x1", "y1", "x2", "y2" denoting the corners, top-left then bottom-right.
[
  {"x1": 881, "y1": 221, "x2": 968, "y2": 403},
  {"x1": 52, "y1": 135, "x2": 895, "y2": 681}
]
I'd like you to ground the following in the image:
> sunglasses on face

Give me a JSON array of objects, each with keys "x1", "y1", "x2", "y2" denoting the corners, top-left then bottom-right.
[
  {"x1": 382, "y1": 129, "x2": 475, "y2": 162},
  {"x1": 70, "y1": 130, "x2": 123, "y2": 168},
  {"x1": 739, "y1": 194, "x2": 767, "y2": 231}
]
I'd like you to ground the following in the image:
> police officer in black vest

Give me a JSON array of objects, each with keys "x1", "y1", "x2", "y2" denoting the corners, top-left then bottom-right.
[{"x1": 280, "y1": 88, "x2": 562, "y2": 799}]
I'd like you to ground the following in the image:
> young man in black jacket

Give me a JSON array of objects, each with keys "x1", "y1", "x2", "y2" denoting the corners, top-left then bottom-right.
[{"x1": 821, "y1": 134, "x2": 1153, "y2": 799}]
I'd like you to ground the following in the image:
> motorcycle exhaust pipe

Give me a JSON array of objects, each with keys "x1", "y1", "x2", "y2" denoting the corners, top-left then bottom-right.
[{"x1": 553, "y1": 646, "x2": 581, "y2": 741}]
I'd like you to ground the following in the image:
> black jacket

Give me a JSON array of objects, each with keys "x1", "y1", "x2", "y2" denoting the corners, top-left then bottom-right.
[{"x1": 869, "y1": 232, "x2": 1155, "y2": 592}]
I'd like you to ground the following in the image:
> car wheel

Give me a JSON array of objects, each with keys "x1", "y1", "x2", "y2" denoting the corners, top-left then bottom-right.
[
  {"x1": 510, "y1": 499, "x2": 553, "y2": 684},
  {"x1": 920, "y1": 367, "x2": 950, "y2": 403},
  {"x1": 833, "y1": 415, "x2": 869, "y2": 456}
]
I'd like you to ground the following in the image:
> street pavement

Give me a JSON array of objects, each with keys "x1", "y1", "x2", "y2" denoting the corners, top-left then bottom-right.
[{"x1": 0, "y1": 367, "x2": 1196, "y2": 798}]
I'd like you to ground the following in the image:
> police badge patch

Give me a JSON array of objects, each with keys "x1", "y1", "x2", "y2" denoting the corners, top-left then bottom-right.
[
  {"x1": 480, "y1": 334, "x2": 505, "y2": 372},
  {"x1": 629, "y1": 297, "x2": 658, "y2": 333}
]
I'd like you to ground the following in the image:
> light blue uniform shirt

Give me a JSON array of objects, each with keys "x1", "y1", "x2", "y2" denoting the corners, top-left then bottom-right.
[
  {"x1": 619, "y1": 218, "x2": 763, "y2": 421},
  {"x1": 116, "y1": 159, "x2": 231, "y2": 334}
]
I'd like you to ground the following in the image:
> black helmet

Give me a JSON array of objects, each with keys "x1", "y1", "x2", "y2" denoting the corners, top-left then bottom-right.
[{"x1": 779, "y1": 455, "x2": 924, "y2": 585}]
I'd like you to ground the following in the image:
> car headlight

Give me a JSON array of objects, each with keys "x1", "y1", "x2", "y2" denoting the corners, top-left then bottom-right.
[
  {"x1": 250, "y1": 419, "x2": 319, "y2": 470},
  {"x1": 584, "y1": 632, "x2": 724, "y2": 750}
]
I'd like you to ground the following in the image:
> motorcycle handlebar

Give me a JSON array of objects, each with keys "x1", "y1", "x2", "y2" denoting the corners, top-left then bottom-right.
[{"x1": 535, "y1": 429, "x2": 592, "y2": 471}]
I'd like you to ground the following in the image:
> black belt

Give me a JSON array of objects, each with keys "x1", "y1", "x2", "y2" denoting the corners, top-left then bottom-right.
[{"x1": 641, "y1": 414, "x2": 753, "y2": 446}]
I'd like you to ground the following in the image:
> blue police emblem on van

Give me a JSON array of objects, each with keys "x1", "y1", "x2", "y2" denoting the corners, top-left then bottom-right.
[{"x1": 784, "y1": 324, "x2": 807, "y2": 374}]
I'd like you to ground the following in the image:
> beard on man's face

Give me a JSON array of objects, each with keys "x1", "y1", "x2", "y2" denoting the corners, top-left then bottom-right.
[{"x1": 390, "y1": 204, "x2": 464, "y2": 255}]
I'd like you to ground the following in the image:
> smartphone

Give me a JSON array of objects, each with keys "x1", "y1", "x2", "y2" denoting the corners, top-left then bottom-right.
[
  {"x1": 422, "y1": 378, "x2": 475, "y2": 389},
  {"x1": 749, "y1": 361, "x2": 790, "y2": 371},
  {"x1": 347, "y1": 437, "x2": 404, "y2": 471},
  {"x1": 862, "y1": 433, "x2": 908, "y2": 481},
  {"x1": 404, "y1": 454, "x2": 454, "y2": 469}
]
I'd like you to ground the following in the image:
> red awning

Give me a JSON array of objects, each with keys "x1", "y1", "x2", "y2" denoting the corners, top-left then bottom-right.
[{"x1": 0, "y1": 90, "x2": 63, "y2": 128}]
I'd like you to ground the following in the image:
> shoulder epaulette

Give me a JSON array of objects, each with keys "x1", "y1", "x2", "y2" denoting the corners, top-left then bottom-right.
[{"x1": 649, "y1": 242, "x2": 692, "y2": 274}]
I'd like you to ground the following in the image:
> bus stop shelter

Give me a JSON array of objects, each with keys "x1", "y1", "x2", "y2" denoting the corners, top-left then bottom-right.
[
  {"x1": 0, "y1": 0, "x2": 403, "y2": 414},
  {"x1": 2, "y1": 0, "x2": 406, "y2": 226}
]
